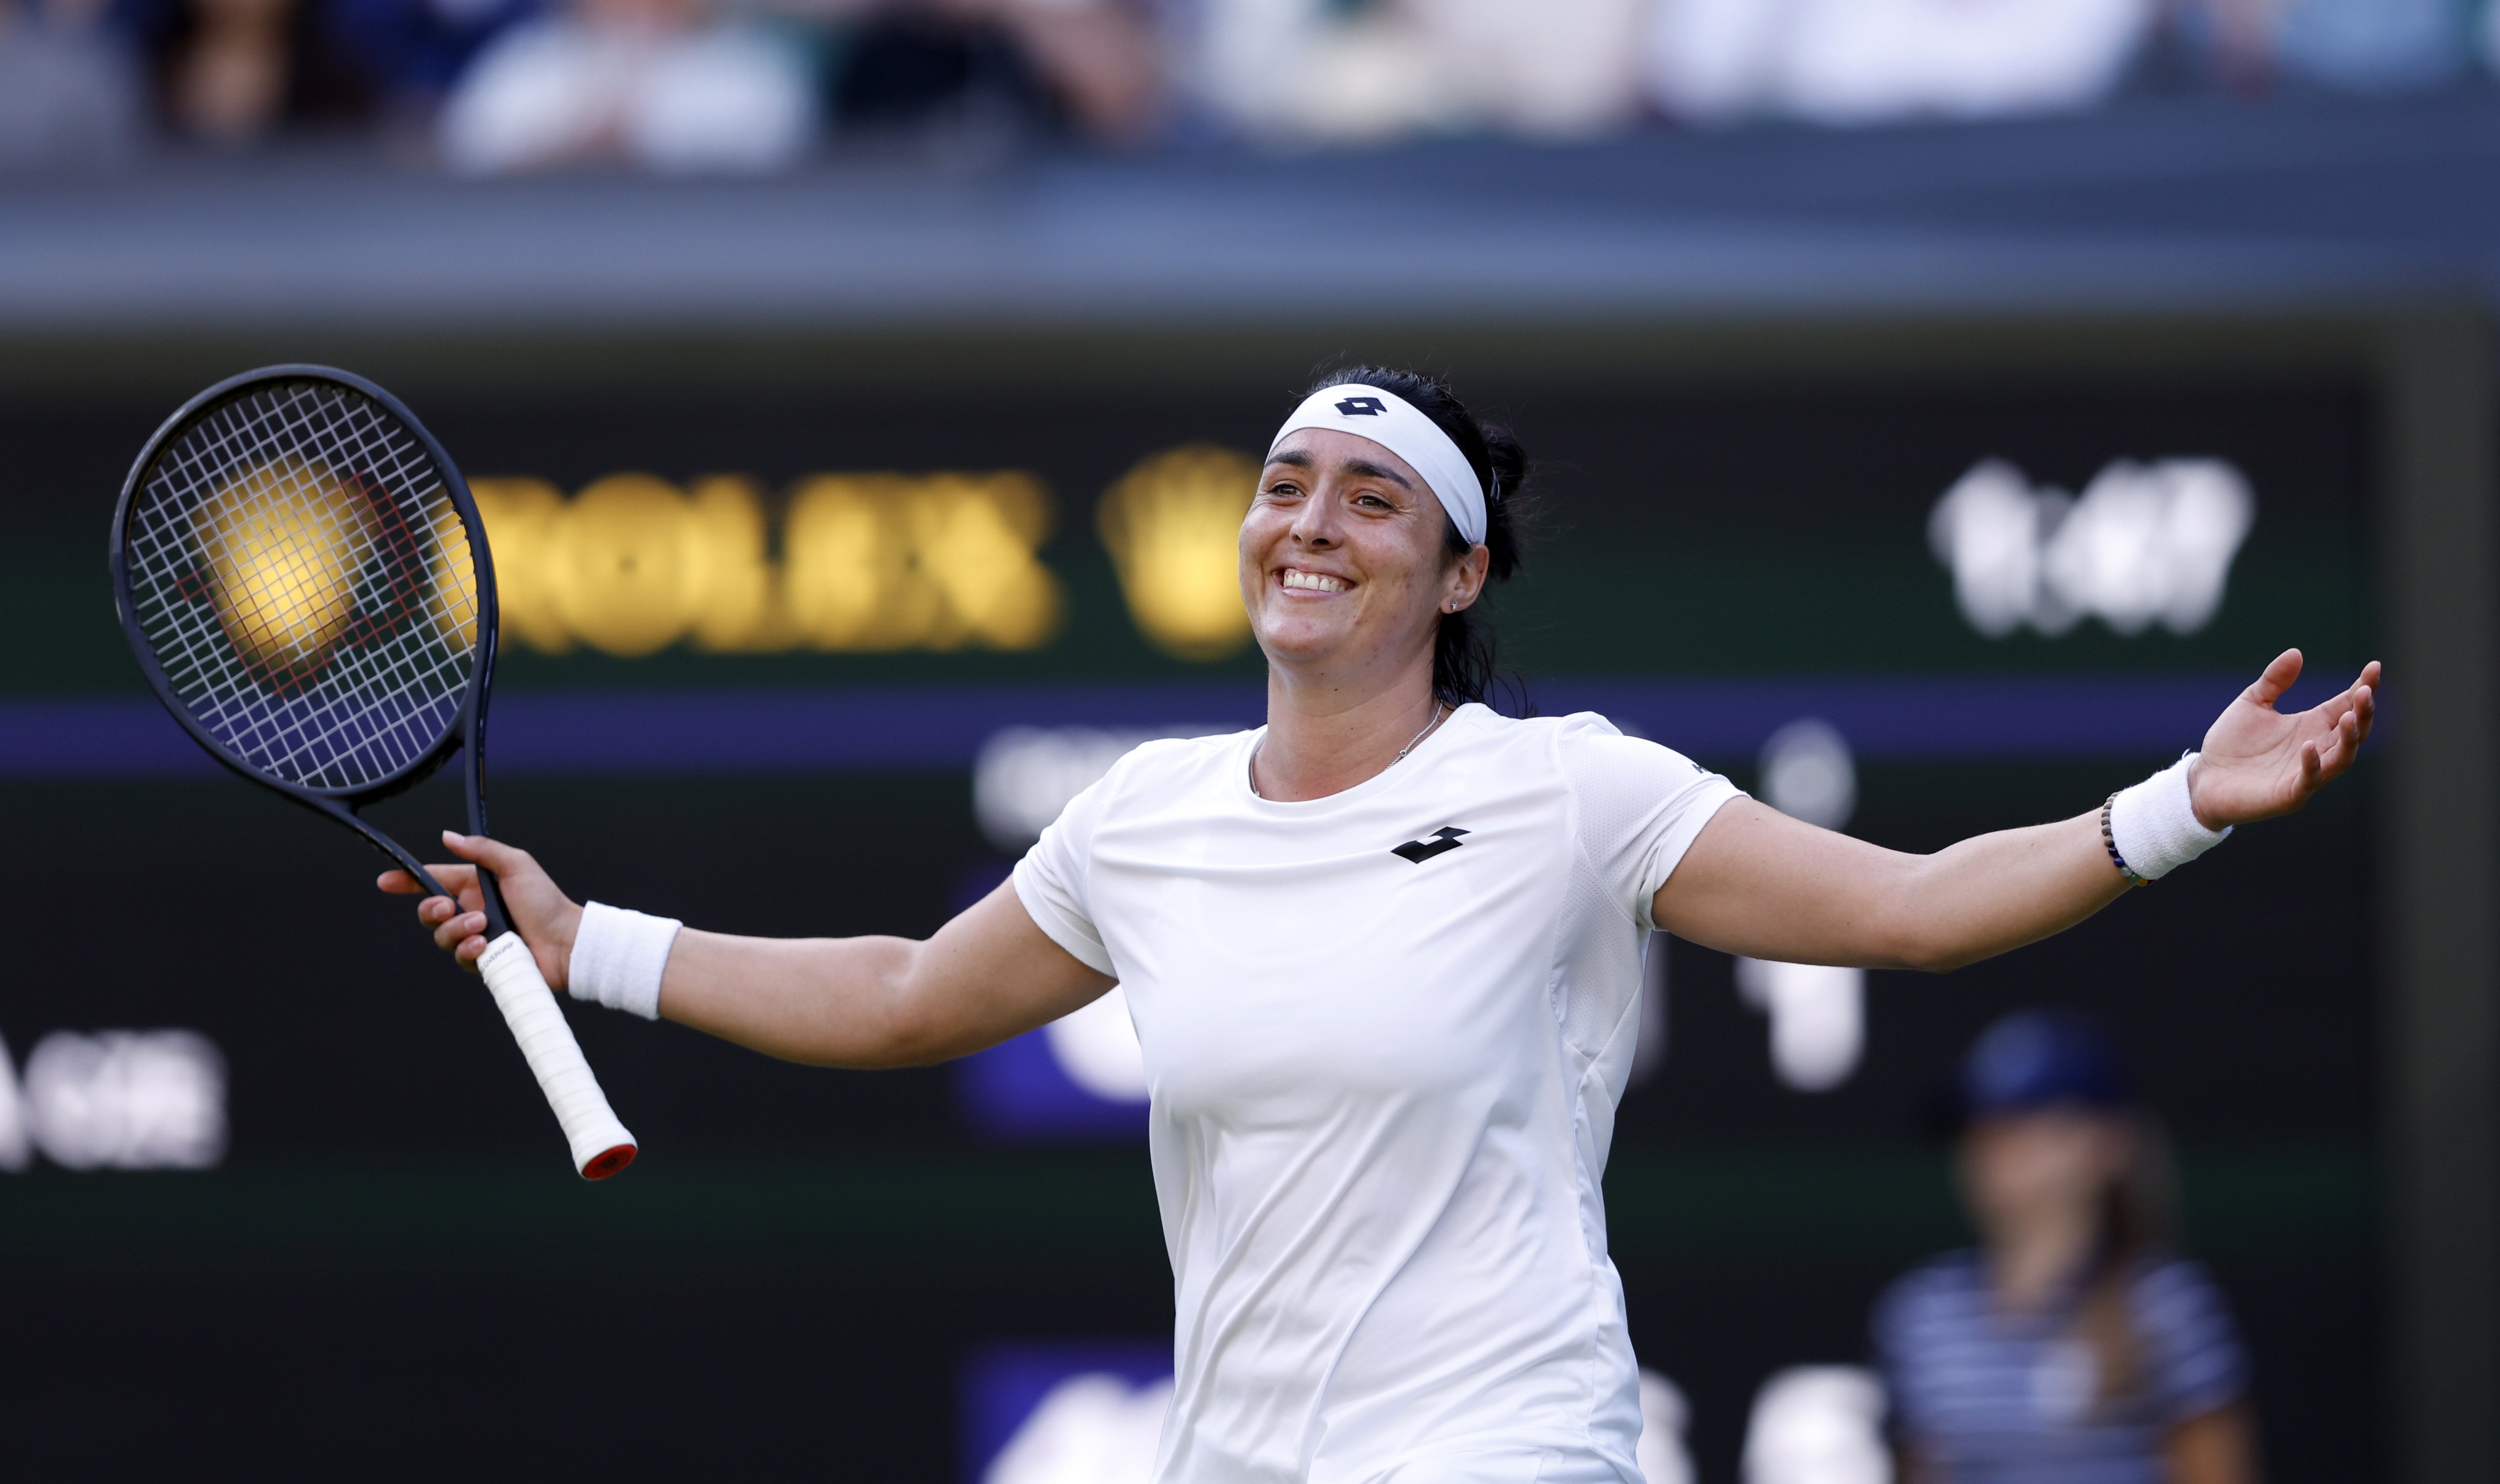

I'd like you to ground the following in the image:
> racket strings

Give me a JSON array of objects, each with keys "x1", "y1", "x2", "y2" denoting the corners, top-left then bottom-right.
[
  {"x1": 163, "y1": 390, "x2": 468, "y2": 782},
  {"x1": 124, "y1": 380, "x2": 482, "y2": 791}
]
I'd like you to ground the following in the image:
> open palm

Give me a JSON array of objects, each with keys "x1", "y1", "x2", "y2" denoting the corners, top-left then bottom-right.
[{"x1": 2190, "y1": 650, "x2": 2379, "y2": 829}]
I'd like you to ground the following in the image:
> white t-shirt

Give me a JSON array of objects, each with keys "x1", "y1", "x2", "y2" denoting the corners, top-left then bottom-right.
[{"x1": 1014, "y1": 703, "x2": 1743, "y2": 1484}]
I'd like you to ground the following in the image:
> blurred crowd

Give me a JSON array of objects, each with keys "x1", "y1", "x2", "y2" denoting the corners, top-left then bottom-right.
[{"x1": 0, "y1": 0, "x2": 2491, "y2": 173}]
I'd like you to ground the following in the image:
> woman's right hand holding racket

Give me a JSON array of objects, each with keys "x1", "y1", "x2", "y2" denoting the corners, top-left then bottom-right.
[
  {"x1": 378, "y1": 831, "x2": 580, "y2": 990},
  {"x1": 381, "y1": 831, "x2": 641, "y2": 1178}
]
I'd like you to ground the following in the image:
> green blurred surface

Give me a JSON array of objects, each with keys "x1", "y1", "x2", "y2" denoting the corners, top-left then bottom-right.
[{"x1": 0, "y1": 1144, "x2": 2366, "y2": 1270}]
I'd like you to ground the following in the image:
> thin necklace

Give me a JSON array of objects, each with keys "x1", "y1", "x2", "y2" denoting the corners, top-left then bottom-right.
[{"x1": 1250, "y1": 702, "x2": 1450, "y2": 800}]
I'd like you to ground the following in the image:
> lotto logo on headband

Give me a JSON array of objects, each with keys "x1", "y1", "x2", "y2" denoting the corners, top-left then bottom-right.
[{"x1": 1335, "y1": 397, "x2": 1385, "y2": 416}]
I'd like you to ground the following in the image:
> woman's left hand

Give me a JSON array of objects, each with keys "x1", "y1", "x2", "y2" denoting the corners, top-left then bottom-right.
[{"x1": 2189, "y1": 649, "x2": 2379, "y2": 829}]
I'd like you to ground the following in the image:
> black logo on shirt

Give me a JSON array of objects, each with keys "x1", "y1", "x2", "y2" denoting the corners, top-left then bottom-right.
[
  {"x1": 1392, "y1": 826, "x2": 1468, "y2": 864},
  {"x1": 1335, "y1": 396, "x2": 1387, "y2": 417}
]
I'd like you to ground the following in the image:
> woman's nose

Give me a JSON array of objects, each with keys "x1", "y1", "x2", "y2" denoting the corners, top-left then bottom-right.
[{"x1": 1290, "y1": 498, "x2": 1341, "y2": 547}]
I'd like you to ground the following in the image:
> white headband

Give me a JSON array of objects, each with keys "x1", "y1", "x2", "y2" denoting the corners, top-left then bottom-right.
[{"x1": 1267, "y1": 384, "x2": 1492, "y2": 546}]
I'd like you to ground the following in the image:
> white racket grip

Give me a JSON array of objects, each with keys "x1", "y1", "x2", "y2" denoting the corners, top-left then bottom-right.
[{"x1": 477, "y1": 932, "x2": 639, "y2": 1180}]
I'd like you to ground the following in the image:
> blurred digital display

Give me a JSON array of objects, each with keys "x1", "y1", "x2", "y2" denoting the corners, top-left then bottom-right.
[
  {"x1": 464, "y1": 446, "x2": 2269, "y2": 671},
  {"x1": 1094, "y1": 446, "x2": 1263, "y2": 661},
  {"x1": 472, "y1": 470, "x2": 1067, "y2": 656},
  {"x1": 0, "y1": 1028, "x2": 225, "y2": 1171},
  {"x1": 1928, "y1": 458, "x2": 2256, "y2": 640}
]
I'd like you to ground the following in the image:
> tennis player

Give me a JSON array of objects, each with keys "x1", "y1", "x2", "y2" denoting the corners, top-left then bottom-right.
[{"x1": 384, "y1": 367, "x2": 2376, "y2": 1484}]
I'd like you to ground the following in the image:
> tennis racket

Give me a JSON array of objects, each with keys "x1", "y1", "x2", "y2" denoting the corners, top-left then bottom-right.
[{"x1": 108, "y1": 364, "x2": 637, "y2": 1180}]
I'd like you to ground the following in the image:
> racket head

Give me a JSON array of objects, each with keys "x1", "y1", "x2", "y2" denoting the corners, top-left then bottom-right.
[{"x1": 109, "y1": 366, "x2": 501, "y2": 816}]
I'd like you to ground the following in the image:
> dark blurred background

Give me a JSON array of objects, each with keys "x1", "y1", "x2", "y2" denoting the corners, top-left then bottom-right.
[{"x1": 0, "y1": 6, "x2": 2495, "y2": 1482}]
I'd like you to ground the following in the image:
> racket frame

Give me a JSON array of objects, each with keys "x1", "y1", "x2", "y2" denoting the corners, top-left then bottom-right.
[
  {"x1": 107, "y1": 364, "x2": 517, "y2": 932},
  {"x1": 110, "y1": 363, "x2": 636, "y2": 1180}
]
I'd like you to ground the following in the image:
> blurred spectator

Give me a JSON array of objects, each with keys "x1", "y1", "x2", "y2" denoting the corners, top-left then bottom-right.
[
  {"x1": 328, "y1": 0, "x2": 542, "y2": 120},
  {"x1": 115, "y1": 0, "x2": 372, "y2": 142},
  {"x1": 2157, "y1": 0, "x2": 2277, "y2": 90},
  {"x1": 1643, "y1": 0, "x2": 2153, "y2": 125},
  {"x1": 22, "y1": 0, "x2": 2489, "y2": 166},
  {"x1": 2154, "y1": 0, "x2": 2469, "y2": 93},
  {"x1": 1189, "y1": 0, "x2": 1648, "y2": 147},
  {"x1": 830, "y1": 0, "x2": 1162, "y2": 149},
  {"x1": 436, "y1": 0, "x2": 817, "y2": 171},
  {"x1": 1639, "y1": 0, "x2": 2478, "y2": 129},
  {"x1": 1873, "y1": 1010, "x2": 2258, "y2": 1484},
  {"x1": 2266, "y1": 0, "x2": 2467, "y2": 91},
  {"x1": 0, "y1": 0, "x2": 145, "y2": 166},
  {"x1": 171, "y1": 0, "x2": 298, "y2": 134}
]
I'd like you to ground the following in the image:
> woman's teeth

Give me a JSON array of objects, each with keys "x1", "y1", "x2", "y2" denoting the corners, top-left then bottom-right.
[{"x1": 1282, "y1": 570, "x2": 1348, "y2": 592}]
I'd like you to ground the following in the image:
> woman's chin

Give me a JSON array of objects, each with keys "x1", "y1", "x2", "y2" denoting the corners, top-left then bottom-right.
[{"x1": 1251, "y1": 620, "x2": 1348, "y2": 668}]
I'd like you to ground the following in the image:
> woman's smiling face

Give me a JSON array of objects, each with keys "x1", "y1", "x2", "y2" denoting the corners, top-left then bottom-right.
[{"x1": 1240, "y1": 428, "x2": 1484, "y2": 681}]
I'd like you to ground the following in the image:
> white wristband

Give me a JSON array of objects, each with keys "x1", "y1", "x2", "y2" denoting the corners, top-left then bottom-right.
[
  {"x1": 2109, "y1": 752, "x2": 2231, "y2": 881},
  {"x1": 566, "y1": 902, "x2": 681, "y2": 1021}
]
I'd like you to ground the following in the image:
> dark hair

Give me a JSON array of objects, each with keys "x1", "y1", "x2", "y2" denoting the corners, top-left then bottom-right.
[
  {"x1": 1299, "y1": 365, "x2": 1535, "y2": 710},
  {"x1": 2073, "y1": 1111, "x2": 2175, "y2": 1408}
]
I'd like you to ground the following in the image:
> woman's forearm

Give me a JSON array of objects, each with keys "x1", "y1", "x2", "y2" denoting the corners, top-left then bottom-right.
[
  {"x1": 1886, "y1": 811, "x2": 2130, "y2": 971},
  {"x1": 1659, "y1": 655, "x2": 2375, "y2": 973},
  {"x1": 658, "y1": 929, "x2": 934, "y2": 1069},
  {"x1": 649, "y1": 882, "x2": 1116, "y2": 1069},
  {"x1": 1658, "y1": 800, "x2": 2128, "y2": 973}
]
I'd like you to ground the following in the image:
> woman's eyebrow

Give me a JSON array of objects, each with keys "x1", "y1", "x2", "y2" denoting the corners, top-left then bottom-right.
[
  {"x1": 1339, "y1": 457, "x2": 1413, "y2": 489},
  {"x1": 1262, "y1": 448, "x2": 1413, "y2": 489}
]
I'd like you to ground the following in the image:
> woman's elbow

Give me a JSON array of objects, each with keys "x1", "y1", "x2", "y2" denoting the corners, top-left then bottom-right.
[
  {"x1": 782, "y1": 1020, "x2": 948, "y2": 1071},
  {"x1": 851, "y1": 995, "x2": 956, "y2": 1069},
  {"x1": 863, "y1": 944, "x2": 1000, "y2": 1068},
  {"x1": 1873, "y1": 877, "x2": 1998, "y2": 974},
  {"x1": 1879, "y1": 920, "x2": 1986, "y2": 975},
  {"x1": 804, "y1": 941, "x2": 950, "y2": 1069},
  {"x1": 878, "y1": 1024, "x2": 969, "y2": 1070}
]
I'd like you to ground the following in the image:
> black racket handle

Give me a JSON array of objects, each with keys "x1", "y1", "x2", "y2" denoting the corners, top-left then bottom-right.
[
  {"x1": 396, "y1": 853, "x2": 502, "y2": 936},
  {"x1": 476, "y1": 863, "x2": 517, "y2": 941},
  {"x1": 395, "y1": 858, "x2": 464, "y2": 917}
]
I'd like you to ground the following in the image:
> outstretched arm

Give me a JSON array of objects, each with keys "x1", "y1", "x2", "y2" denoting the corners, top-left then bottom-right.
[
  {"x1": 1655, "y1": 651, "x2": 2377, "y2": 973},
  {"x1": 1655, "y1": 800, "x2": 2116, "y2": 971},
  {"x1": 656, "y1": 883, "x2": 1112, "y2": 1066},
  {"x1": 380, "y1": 835, "x2": 1113, "y2": 1068}
]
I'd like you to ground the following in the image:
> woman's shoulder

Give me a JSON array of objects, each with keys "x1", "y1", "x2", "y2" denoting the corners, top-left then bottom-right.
[
  {"x1": 1467, "y1": 707, "x2": 1621, "y2": 738},
  {"x1": 1476, "y1": 708, "x2": 1722, "y2": 792},
  {"x1": 1467, "y1": 706, "x2": 1676, "y2": 756},
  {"x1": 1096, "y1": 729, "x2": 1258, "y2": 796}
]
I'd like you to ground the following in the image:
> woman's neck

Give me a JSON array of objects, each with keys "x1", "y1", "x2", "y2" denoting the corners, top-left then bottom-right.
[
  {"x1": 1987, "y1": 1206, "x2": 2100, "y2": 1314},
  {"x1": 1254, "y1": 668, "x2": 1446, "y2": 803}
]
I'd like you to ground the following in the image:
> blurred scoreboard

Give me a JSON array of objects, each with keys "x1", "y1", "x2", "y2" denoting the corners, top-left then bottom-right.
[{"x1": 0, "y1": 332, "x2": 2378, "y2": 1480}]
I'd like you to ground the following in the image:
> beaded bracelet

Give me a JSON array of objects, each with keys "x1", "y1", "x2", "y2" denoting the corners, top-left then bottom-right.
[{"x1": 2100, "y1": 792, "x2": 2148, "y2": 888}]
